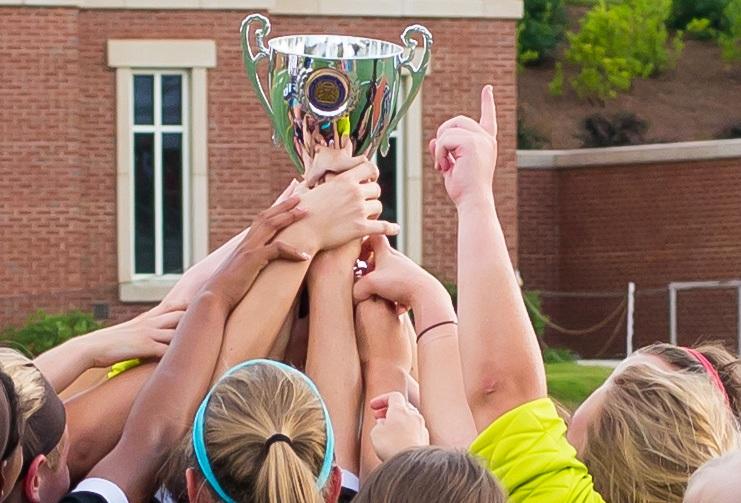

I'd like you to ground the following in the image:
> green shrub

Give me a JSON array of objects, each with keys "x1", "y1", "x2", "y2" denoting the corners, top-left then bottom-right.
[
  {"x1": 686, "y1": 17, "x2": 718, "y2": 39},
  {"x1": 543, "y1": 346, "x2": 579, "y2": 363},
  {"x1": 578, "y1": 112, "x2": 650, "y2": 147},
  {"x1": 518, "y1": 117, "x2": 548, "y2": 149},
  {"x1": 1, "y1": 310, "x2": 101, "y2": 357},
  {"x1": 669, "y1": 0, "x2": 729, "y2": 31},
  {"x1": 523, "y1": 290, "x2": 547, "y2": 337},
  {"x1": 518, "y1": 0, "x2": 568, "y2": 66},
  {"x1": 559, "y1": 0, "x2": 683, "y2": 101},
  {"x1": 719, "y1": 0, "x2": 741, "y2": 60}
]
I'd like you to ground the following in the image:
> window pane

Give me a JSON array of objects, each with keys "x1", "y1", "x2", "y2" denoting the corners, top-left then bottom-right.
[
  {"x1": 134, "y1": 133, "x2": 155, "y2": 274},
  {"x1": 134, "y1": 75, "x2": 154, "y2": 125},
  {"x1": 162, "y1": 133, "x2": 183, "y2": 274},
  {"x1": 377, "y1": 137, "x2": 398, "y2": 248},
  {"x1": 161, "y1": 75, "x2": 182, "y2": 125}
]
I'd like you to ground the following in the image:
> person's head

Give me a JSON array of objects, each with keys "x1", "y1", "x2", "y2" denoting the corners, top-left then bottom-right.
[
  {"x1": 567, "y1": 346, "x2": 740, "y2": 503},
  {"x1": 354, "y1": 447, "x2": 505, "y2": 503},
  {"x1": 184, "y1": 359, "x2": 340, "y2": 503},
  {"x1": 639, "y1": 342, "x2": 741, "y2": 419},
  {"x1": 0, "y1": 349, "x2": 69, "y2": 503},
  {"x1": 683, "y1": 449, "x2": 741, "y2": 503},
  {"x1": 0, "y1": 370, "x2": 24, "y2": 503}
]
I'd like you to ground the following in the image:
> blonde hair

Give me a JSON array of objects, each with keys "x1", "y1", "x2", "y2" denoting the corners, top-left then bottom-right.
[
  {"x1": 355, "y1": 447, "x2": 505, "y2": 503},
  {"x1": 582, "y1": 363, "x2": 741, "y2": 503},
  {"x1": 193, "y1": 363, "x2": 329, "y2": 503},
  {"x1": 639, "y1": 342, "x2": 741, "y2": 420},
  {"x1": 0, "y1": 348, "x2": 64, "y2": 470}
]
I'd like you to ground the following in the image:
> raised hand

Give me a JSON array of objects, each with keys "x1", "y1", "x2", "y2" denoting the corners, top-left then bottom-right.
[
  {"x1": 202, "y1": 196, "x2": 311, "y2": 309},
  {"x1": 369, "y1": 391, "x2": 430, "y2": 462},
  {"x1": 298, "y1": 159, "x2": 399, "y2": 251},
  {"x1": 429, "y1": 85, "x2": 498, "y2": 208}
]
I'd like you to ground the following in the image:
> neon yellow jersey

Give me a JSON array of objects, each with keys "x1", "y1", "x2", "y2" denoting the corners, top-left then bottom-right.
[{"x1": 469, "y1": 398, "x2": 606, "y2": 503}]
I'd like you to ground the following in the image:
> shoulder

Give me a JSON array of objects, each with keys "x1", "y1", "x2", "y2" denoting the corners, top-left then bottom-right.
[{"x1": 470, "y1": 398, "x2": 606, "y2": 503}]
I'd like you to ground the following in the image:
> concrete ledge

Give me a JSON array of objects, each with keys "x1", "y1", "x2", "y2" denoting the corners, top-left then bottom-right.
[
  {"x1": 119, "y1": 278, "x2": 177, "y2": 302},
  {"x1": 518, "y1": 139, "x2": 741, "y2": 170},
  {"x1": 1, "y1": 0, "x2": 524, "y2": 17},
  {"x1": 108, "y1": 39, "x2": 216, "y2": 68}
]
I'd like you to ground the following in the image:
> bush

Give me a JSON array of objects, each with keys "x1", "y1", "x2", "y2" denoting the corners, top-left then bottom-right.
[
  {"x1": 518, "y1": 0, "x2": 568, "y2": 66},
  {"x1": 719, "y1": 0, "x2": 741, "y2": 60},
  {"x1": 1, "y1": 310, "x2": 101, "y2": 356},
  {"x1": 686, "y1": 17, "x2": 718, "y2": 39},
  {"x1": 518, "y1": 116, "x2": 548, "y2": 149},
  {"x1": 578, "y1": 112, "x2": 649, "y2": 147},
  {"x1": 559, "y1": 0, "x2": 683, "y2": 101},
  {"x1": 543, "y1": 347, "x2": 579, "y2": 363},
  {"x1": 669, "y1": 0, "x2": 729, "y2": 31}
]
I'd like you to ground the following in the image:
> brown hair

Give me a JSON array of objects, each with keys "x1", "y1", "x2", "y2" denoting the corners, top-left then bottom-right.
[
  {"x1": 180, "y1": 363, "x2": 329, "y2": 503},
  {"x1": 639, "y1": 342, "x2": 741, "y2": 419},
  {"x1": 0, "y1": 348, "x2": 66, "y2": 472},
  {"x1": 354, "y1": 447, "x2": 505, "y2": 503},
  {"x1": 582, "y1": 363, "x2": 740, "y2": 503}
]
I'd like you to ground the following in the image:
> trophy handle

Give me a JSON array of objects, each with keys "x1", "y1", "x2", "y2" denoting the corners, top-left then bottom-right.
[
  {"x1": 380, "y1": 25, "x2": 433, "y2": 156},
  {"x1": 240, "y1": 14, "x2": 273, "y2": 118}
]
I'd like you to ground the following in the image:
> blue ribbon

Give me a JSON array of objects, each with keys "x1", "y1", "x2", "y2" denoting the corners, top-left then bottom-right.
[{"x1": 192, "y1": 359, "x2": 335, "y2": 502}]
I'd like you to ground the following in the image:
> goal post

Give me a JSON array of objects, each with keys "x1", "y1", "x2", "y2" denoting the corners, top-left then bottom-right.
[{"x1": 668, "y1": 280, "x2": 741, "y2": 355}]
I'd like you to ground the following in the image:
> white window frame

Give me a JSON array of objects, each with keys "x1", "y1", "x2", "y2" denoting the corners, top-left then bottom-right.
[
  {"x1": 131, "y1": 70, "x2": 191, "y2": 280},
  {"x1": 109, "y1": 39, "x2": 215, "y2": 302}
]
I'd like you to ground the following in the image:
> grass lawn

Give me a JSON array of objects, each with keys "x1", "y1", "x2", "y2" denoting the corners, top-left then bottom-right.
[{"x1": 546, "y1": 362, "x2": 613, "y2": 411}]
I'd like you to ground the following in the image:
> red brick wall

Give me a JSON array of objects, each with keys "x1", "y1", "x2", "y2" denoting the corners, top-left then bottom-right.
[
  {"x1": 519, "y1": 157, "x2": 741, "y2": 357},
  {"x1": 0, "y1": 7, "x2": 518, "y2": 328}
]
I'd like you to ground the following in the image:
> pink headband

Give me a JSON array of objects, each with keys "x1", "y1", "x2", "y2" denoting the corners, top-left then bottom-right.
[{"x1": 683, "y1": 347, "x2": 730, "y2": 406}]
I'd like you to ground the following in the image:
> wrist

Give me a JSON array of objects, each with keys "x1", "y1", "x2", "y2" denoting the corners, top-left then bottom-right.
[
  {"x1": 410, "y1": 283, "x2": 456, "y2": 331},
  {"x1": 456, "y1": 193, "x2": 496, "y2": 215},
  {"x1": 74, "y1": 332, "x2": 104, "y2": 369},
  {"x1": 277, "y1": 220, "x2": 322, "y2": 255}
]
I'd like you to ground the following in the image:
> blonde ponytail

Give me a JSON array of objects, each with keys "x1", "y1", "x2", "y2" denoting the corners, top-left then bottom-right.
[
  {"x1": 189, "y1": 360, "x2": 332, "y2": 503},
  {"x1": 260, "y1": 440, "x2": 322, "y2": 503}
]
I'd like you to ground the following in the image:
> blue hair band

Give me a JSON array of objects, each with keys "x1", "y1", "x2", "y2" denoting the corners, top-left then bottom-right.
[{"x1": 192, "y1": 359, "x2": 335, "y2": 503}]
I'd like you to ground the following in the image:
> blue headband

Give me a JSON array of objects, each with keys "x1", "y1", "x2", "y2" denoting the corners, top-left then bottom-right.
[{"x1": 192, "y1": 359, "x2": 335, "y2": 503}]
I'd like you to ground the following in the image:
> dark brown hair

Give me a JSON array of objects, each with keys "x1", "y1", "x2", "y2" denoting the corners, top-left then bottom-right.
[
  {"x1": 354, "y1": 447, "x2": 505, "y2": 503},
  {"x1": 638, "y1": 342, "x2": 741, "y2": 419}
]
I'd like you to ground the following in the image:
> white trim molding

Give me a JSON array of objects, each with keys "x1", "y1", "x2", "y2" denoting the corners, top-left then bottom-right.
[
  {"x1": 110, "y1": 39, "x2": 214, "y2": 302},
  {"x1": 1, "y1": 0, "x2": 524, "y2": 18},
  {"x1": 518, "y1": 139, "x2": 741, "y2": 170}
]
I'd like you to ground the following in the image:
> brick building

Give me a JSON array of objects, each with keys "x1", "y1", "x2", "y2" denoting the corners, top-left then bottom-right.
[
  {"x1": 0, "y1": 1, "x2": 523, "y2": 327},
  {"x1": 519, "y1": 142, "x2": 741, "y2": 357}
]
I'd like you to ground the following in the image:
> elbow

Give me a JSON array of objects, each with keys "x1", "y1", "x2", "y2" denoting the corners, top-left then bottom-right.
[{"x1": 465, "y1": 369, "x2": 546, "y2": 414}]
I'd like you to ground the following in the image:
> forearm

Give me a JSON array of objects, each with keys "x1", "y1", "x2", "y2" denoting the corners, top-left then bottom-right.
[
  {"x1": 305, "y1": 266, "x2": 361, "y2": 475},
  {"x1": 34, "y1": 333, "x2": 102, "y2": 393},
  {"x1": 417, "y1": 327, "x2": 476, "y2": 448},
  {"x1": 457, "y1": 197, "x2": 546, "y2": 430},
  {"x1": 88, "y1": 293, "x2": 230, "y2": 501},
  {"x1": 360, "y1": 362, "x2": 407, "y2": 481},
  {"x1": 214, "y1": 223, "x2": 318, "y2": 377}
]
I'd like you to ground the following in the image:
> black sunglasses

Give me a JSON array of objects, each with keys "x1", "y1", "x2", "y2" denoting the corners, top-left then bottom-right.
[{"x1": 0, "y1": 371, "x2": 23, "y2": 462}]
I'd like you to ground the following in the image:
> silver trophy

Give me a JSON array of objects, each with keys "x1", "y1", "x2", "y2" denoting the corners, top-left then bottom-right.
[{"x1": 240, "y1": 14, "x2": 433, "y2": 176}]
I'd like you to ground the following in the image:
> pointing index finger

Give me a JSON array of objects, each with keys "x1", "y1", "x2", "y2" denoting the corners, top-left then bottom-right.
[{"x1": 479, "y1": 85, "x2": 498, "y2": 138}]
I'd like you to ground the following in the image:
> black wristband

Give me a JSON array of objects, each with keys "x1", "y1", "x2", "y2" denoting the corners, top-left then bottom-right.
[{"x1": 416, "y1": 320, "x2": 458, "y2": 342}]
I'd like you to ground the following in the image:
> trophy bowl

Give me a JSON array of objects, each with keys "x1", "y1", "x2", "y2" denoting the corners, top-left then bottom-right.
[{"x1": 241, "y1": 14, "x2": 433, "y2": 176}]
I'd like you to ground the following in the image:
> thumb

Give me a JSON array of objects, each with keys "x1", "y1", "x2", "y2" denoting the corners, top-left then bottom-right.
[
  {"x1": 148, "y1": 342, "x2": 169, "y2": 359},
  {"x1": 267, "y1": 241, "x2": 312, "y2": 262},
  {"x1": 479, "y1": 85, "x2": 497, "y2": 137},
  {"x1": 367, "y1": 234, "x2": 392, "y2": 256},
  {"x1": 385, "y1": 392, "x2": 408, "y2": 413},
  {"x1": 353, "y1": 273, "x2": 380, "y2": 303}
]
